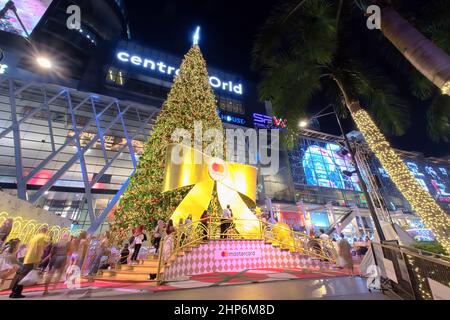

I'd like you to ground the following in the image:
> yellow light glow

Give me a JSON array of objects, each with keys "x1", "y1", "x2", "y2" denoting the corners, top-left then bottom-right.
[
  {"x1": 36, "y1": 57, "x2": 52, "y2": 69},
  {"x1": 0, "y1": 211, "x2": 70, "y2": 244},
  {"x1": 299, "y1": 120, "x2": 309, "y2": 128},
  {"x1": 352, "y1": 109, "x2": 450, "y2": 254},
  {"x1": 441, "y1": 81, "x2": 450, "y2": 95}
]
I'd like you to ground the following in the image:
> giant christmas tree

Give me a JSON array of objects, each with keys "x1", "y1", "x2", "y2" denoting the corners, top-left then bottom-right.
[{"x1": 113, "y1": 45, "x2": 223, "y2": 231}]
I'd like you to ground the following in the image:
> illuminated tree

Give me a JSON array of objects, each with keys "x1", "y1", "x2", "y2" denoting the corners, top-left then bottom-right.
[
  {"x1": 113, "y1": 45, "x2": 223, "y2": 232},
  {"x1": 253, "y1": 0, "x2": 450, "y2": 253}
]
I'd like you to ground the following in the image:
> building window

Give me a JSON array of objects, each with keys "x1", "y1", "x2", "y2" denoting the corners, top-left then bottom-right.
[
  {"x1": 218, "y1": 96, "x2": 244, "y2": 115},
  {"x1": 106, "y1": 68, "x2": 126, "y2": 86}
]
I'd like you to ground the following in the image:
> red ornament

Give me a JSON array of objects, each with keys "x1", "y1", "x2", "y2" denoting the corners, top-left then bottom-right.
[{"x1": 212, "y1": 162, "x2": 224, "y2": 173}]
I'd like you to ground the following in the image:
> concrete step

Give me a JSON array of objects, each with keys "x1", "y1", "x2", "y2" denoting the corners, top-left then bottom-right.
[
  {"x1": 99, "y1": 270, "x2": 158, "y2": 281},
  {"x1": 136, "y1": 260, "x2": 159, "y2": 267},
  {"x1": 120, "y1": 265, "x2": 159, "y2": 273},
  {"x1": 92, "y1": 275, "x2": 158, "y2": 284}
]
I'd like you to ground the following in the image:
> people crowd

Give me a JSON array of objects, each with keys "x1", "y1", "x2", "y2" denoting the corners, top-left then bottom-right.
[
  {"x1": 0, "y1": 208, "x2": 370, "y2": 298},
  {"x1": 0, "y1": 219, "x2": 136, "y2": 298}
]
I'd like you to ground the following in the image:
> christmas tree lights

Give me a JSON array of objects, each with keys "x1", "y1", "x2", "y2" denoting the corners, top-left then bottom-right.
[
  {"x1": 112, "y1": 45, "x2": 223, "y2": 232},
  {"x1": 352, "y1": 109, "x2": 450, "y2": 254}
]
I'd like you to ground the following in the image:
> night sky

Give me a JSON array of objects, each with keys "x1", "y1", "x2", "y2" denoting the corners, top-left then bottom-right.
[{"x1": 125, "y1": 0, "x2": 449, "y2": 158}]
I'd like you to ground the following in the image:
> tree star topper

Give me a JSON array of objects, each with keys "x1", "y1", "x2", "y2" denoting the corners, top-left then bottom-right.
[{"x1": 193, "y1": 26, "x2": 200, "y2": 46}]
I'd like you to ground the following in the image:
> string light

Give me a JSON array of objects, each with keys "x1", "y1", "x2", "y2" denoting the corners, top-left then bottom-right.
[
  {"x1": 352, "y1": 109, "x2": 450, "y2": 254},
  {"x1": 0, "y1": 211, "x2": 70, "y2": 244},
  {"x1": 407, "y1": 257, "x2": 433, "y2": 299},
  {"x1": 441, "y1": 81, "x2": 450, "y2": 95}
]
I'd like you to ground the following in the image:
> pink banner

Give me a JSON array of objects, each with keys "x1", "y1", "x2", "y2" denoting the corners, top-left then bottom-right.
[{"x1": 280, "y1": 211, "x2": 303, "y2": 230}]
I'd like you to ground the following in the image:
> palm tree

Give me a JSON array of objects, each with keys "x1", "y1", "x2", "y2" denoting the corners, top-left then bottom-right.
[
  {"x1": 374, "y1": 0, "x2": 450, "y2": 96},
  {"x1": 252, "y1": 0, "x2": 450, "y2": 252},
  {"x1": 372, "y1": 28, "x2": 450, "y2": 143},
  {"x1": 357, "y1": 0, "x2": 450, "y2": 142}
]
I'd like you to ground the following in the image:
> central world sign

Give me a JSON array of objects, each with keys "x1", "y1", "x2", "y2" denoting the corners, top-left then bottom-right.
[{"x1": 116, "y1": 51, "x2": 243, "y2": 95}]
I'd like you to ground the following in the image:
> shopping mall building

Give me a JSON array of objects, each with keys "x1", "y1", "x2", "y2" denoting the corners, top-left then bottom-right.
[{"x1": 0, "y1": 0, "x2": 449, "y2": 238}]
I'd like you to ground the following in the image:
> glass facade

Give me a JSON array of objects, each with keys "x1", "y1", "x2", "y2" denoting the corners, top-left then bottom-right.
[
  {"x1": 0, "y1": 78, "x2": 157, "y2": 233},
  {"x1": 371, "y1": 153, "x2": 450, "y2": 215}
]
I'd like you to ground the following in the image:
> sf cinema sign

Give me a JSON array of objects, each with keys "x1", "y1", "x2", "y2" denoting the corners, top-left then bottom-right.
[{"x1": 116, "y1": 51, "x2": 243, "y2": 95}]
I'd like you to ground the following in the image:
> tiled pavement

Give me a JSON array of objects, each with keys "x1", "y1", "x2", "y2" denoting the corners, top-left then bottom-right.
[{"x1": 0, "y1": 267, "x2": 394, "y2": 300}]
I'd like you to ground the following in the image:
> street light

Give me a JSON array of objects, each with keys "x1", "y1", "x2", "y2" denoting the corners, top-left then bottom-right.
[
  {"x1": 36, "y1": 56, "x2": 52, "y2": 69},
  {"x1": 0, "y1": 1, "x2": 29, "y2": 37},
  {"x1": 299, "y1": 120, "x2": 308, "y2": 128}
]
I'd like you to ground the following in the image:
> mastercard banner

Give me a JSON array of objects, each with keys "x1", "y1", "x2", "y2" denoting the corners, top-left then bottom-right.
[{"x1": 214, "y1": 249, "x2": 262, "y2": 259}]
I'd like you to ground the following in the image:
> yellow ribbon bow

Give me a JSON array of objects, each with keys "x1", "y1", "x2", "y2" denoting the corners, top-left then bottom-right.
[{"x1": 162, "y1": 144, "x2": 261, "y2": 237}]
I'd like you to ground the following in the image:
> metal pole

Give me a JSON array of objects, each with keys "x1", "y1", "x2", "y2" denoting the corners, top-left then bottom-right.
[
  {"x1": 9, "y1": 79, "x2": 26, "y2": 200},
  {"x1": 332, "y1": 106, "x2": 386, "y2": 242}
]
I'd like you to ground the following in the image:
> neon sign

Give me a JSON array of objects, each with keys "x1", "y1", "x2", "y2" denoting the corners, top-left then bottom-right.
[
  {"x1": 253, "y1": 113, "x2": 287, "y2": 129},
  {"x1": 219, "y1": 113, "x2": 246, "y2": 125},
  {"x1": 272, "y1": 116, "x2": 287, "y2": 129},
  {"x1": 116, "y1": 51, "x2": 243, "y2": 95},
  {"x1": 253, "y1": 113, "x2": 272, "y2": 128}
]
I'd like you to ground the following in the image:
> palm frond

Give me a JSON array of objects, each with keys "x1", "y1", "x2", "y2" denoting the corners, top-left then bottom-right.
[
  {"x1": 252, "y1": 0, "x2": 338, "y2": 70},
  {"x1": 408, "y1": 69, "x2": 436, "y2": 100},
  {"x1": 426, "y1": 95, "x2": 450, "y2": 143},
  {"x1": 259, "y1": 58, "x2": 322, "y2": 119},
  {"x1": 347, "y1": 62, "x2": 411, "y2": 136}
]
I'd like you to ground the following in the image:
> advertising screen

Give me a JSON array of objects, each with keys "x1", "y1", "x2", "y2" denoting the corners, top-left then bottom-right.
[
  {"x1": 0, "y1": 0, "x2": 53, "y2": 37},
  {"x1": 289, "y1": 139, "x2": 361, "y2": 192},
  {"x1": 378, "y1": 160, "x2": 450, "y2": 204},
  {"x1": 310, "y1": 212, "x2": 330, "y2": 228}
]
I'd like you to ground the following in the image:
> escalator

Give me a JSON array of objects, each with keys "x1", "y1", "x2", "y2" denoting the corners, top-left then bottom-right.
[{"x1": 325, "y1": 209, "x2": 354, "y2": 236}]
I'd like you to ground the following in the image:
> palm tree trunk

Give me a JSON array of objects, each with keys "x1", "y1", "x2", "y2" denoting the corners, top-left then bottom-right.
[
  {"x1": 380, "y1": 6, "x2": 450, "y2": 95},
  {"x1": 333, "y1": 77, "x2": 450, "y2": 253}
]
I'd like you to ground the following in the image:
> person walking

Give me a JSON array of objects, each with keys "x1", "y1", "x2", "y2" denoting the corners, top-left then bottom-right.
[
  {"x1": 38, "y1": 240, "x2": 53, "y2": 272},
  {"x1": 184, "y1": 215, "x2": 193, "y2": 243},
  {"x1": 0, "y1": 218, "x2": 13, "y2": 250},
  {"x1": 119, "y1": 243, "x2": 130, "y2": 265},
  {"x1": 166, "y1": 219, "x2": 175, "y2": 236},
  {"x1": 16, "y1": 243, "x2": 27, "y2": 265},
  {"x1": 199, "y1": 211, "x2": 209, "y2": 241},
  {"x1": 0, "y1": 239, "x2": 20, "y2": 287},
  {"x1": 153, "y1": 220, "x2": 165, "y2": 254},
  {"x1": 76, "y1": 231, "x2": 89, "y2": 270},
  {"x1": 130, "y1": 226, "x2": 145, "y2": 264},
  {"x1": 337, "y1": 233, "x2": 354, "y2": 276},
  {"x1": 221, "y1": 205, "x2": 233, "y2": 239},
  {"x1": 319, "y1": 229, "x2": 330, "y2": 241},
  {"x1": 88, "y1": 231, "x2": 110, "y2": 277},
  {"x1": 42, "y1": 234, "x2": 70, "y2": 296},
  {"x1": 178, "y1": 218, "x2": 187, "y2": 245},
  {"x1": 10, "y1": 226, "x2": 48, "y2": 299}
]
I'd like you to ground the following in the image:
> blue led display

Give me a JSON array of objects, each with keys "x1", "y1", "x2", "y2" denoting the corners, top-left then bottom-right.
[{"x1": 289, "y1": 139, "x2": 361, "y2": 191}]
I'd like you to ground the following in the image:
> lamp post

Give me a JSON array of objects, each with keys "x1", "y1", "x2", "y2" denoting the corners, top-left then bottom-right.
[
  {"x1": 0, "y1": 1, "x2": 30, "y2": 37},
  {"x1": 300, "y1": 104, "x2": 386, "y2": 242},
  {"x1": 0, "y1": 1, "x2": 54, "y2": 70}
]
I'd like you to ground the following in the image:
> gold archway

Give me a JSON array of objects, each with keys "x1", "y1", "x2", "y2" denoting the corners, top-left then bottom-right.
[{"x1": 0, "y1": 211, "x2": 70, "y2": 244}]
